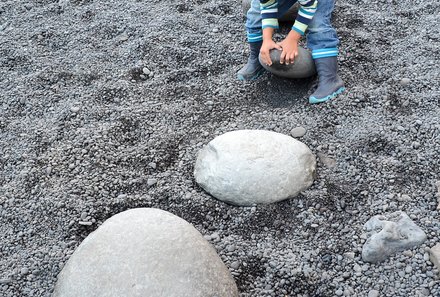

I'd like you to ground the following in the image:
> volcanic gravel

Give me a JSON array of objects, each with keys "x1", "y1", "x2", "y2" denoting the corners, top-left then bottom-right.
[{"x1": 1, "y1": 0, "x2": 440, "y2": 296}]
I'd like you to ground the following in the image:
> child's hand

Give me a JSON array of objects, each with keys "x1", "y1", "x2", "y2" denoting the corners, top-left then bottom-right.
[
  {"x1": 277, "y1": 30, "x2": 302, "y2": 65},
  {"x1": 260, "y1": 40, "x2": 282, "y2": 66}
]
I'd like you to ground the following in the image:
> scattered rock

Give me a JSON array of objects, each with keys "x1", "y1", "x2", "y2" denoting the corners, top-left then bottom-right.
[
  {"x1": 429, "y1": 243, "x2": 440, "y2": 271},
  {"x1": 436, "y1": 181, "x2": 440, "y2": 209},
  {"x1": 259, "y1": 47, "x2": 316, "y2": 79},
  {"x1": 0, "y1": 278, "x2": 12, "y2": 284},
  {"x1": 70, "y1": 106, "x2": 80, "y2": 113},
  {"x1": 368, "y1": 289, "x2": 380, "y2": 297},
  {"x1": 290, "y1": 126, "x2": 306, "y2": 138},
  {"x1": 362, "y1": 211, "x2": 427, "y2": 263},
  {"x1": 194, "y1": 130, "x2": 316, "y2": 206},
  {"x1": 147, "y1": 178, "x2": 158, "y2": 187},
  {"x1": 53, "y1": 208, "x2": 239, "y2": 297},
  {"x1": 400, "y1": 77, "x2": 411, "y2": 86}
]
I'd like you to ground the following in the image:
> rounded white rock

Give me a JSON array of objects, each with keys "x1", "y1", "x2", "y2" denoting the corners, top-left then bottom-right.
[
  {"x1": 194, "y1": 130, "x2": 316, "y2": 206},
  {"x1": 53, "y1": 208, "x2": 239, "y2": 297}
]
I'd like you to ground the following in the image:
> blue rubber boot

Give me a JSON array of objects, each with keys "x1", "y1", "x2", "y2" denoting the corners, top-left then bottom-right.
[
  {"x1": 237, "y1": 41, "x2": 265, "y2": 81},
  {"x1": 309, "y1": 56, "x2": 345, "y2": 104}
]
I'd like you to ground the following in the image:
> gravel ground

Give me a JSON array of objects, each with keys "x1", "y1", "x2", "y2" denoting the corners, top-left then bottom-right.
[{"x1": 1, "y1": 0, "x2": 440, "y2": 296}]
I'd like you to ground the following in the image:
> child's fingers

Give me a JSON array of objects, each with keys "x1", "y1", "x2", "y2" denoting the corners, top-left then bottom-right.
[
  {"x1": 280, "y1": 50, "x2": 286, "y2": 64},
  {"x1": 261, "y1": 51, "x2": 271, "y2": 66}
]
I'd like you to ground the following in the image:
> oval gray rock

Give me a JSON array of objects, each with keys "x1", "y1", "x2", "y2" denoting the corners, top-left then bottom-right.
[
  {"x1": 242, "y1": 0, "x2": 298, "y2": 22},
  {"x1": 53, "y1": 208, "x2": 239, "y2": 297},
  {"x1": 259, "y1": 47, "x2": 316, "y2": 79},
  {"x1": 194, "y1": 130, "x2": 316, "y2": 206}
]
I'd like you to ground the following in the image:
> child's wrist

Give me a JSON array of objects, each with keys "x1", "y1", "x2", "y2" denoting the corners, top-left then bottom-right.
[
  {"x1": 262, "y1": 28, "x2": 274, "y2": 41},
  {"x1": 287, "y1": 30, "x2": 302, "y2": 41}
]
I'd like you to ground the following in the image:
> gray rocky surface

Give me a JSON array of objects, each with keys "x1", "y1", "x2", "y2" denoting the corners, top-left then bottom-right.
[
  {"x1": 53, "y1": 208, "x2": 238, "y2": 297},
  {"x1": 194, "y1": 130, "x2": 316, "y2": 206},
  {"x1": 1, "y1": 0, "x2": 440, "y2": 296},
  {"x1": 362, "y1": 212, "x2": 427, "y2": 263},
  {"x1": 259, "y1": 47, "x2": 316, "y2": 79}
]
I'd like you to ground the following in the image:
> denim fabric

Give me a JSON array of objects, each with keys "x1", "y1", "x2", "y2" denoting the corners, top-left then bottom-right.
[{"x1": 245, "y1": 0, "x2": 339, "y2": 52}]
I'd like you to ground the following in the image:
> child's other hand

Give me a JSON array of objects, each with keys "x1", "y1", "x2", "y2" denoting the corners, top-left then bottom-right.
[
  {"x1": 260, "y1": 40, "x2": 282, "y2": 66},
  {"x1": 277, "y1": 30, "x2": 301, "y2": 65}
]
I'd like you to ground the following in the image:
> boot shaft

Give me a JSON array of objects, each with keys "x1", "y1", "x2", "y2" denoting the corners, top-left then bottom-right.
[{"x1": 249, "y1": 41, "x2": 263, "y2": 60}]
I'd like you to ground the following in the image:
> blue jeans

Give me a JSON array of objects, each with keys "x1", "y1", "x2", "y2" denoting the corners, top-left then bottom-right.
[{"x1": 245, "y1": 0, "x2": 339, "y2": 58}]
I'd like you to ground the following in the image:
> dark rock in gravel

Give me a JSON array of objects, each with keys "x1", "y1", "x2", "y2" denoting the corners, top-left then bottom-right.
[
  {"x1": 53, "y1": 208, "x2": 238, "y2": 297},
  {"x1": 259, "y1": 47, "x2": 316, "y2": 79}
]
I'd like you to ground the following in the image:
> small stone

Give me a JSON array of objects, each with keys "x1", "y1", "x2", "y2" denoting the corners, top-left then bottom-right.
[
  {"x1": 290, "y1": 127, "x2": 306, "y2": 138},
  {"x1": 227, "y1": 245, "x2": 236, "y2": 252},
  {"x1": 429, "y1": 243, "x2": 440, "y2": 270},
  {"x1": 400, "y1": 78, "x2": 411, "y2": 86},
  {"x1": 147, "y1": 178, "x2": 158, "y2": 187},
  {"x1": 142, "y1": 68, "x2": 150, "y2": 75},
  {"x1": 344, "y1": 252, "x2": 355, "y2": 259},
  {"x1": 412, "y1": 141, "x2": 421, "y2": 149},
  {"x1": 118, "y1": 32, "x2": 129, "y2": 42},
  {"x1": 335, "y1": 289, "x2": 343, "y2": 296},
  {"x1": 21, "y1": 267, "x2": 29, "y2": 275},
  {"x1": 230, "y1": 261, "x2": 240, "y2": 270},
  {"x1": 212, "y1": 28, "x2": 219, "y2": 33},
  {"x1": 0, "y1": 278, "x2": 12, "y2": 284},
  {"x1": 70, "y1": 106, "x2": 80, "y2": 113},
  {"x1": 78, "y1": 221, "x2": 93, "y2": 226},
  {"x1": 368, "y1": 289, "x2": 379, "y2": 297}
]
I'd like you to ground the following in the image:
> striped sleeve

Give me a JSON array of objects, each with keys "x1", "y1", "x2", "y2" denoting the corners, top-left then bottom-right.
[
  {"x1": 292, "y1": 0, "x2": 318, "y2": 35},
  {"x1": 260, "y1": 0, "x2": 279, "y2": 29}
]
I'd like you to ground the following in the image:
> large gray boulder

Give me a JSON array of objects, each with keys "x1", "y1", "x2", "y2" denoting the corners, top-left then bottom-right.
[
  {"x1": 362, "y1": 211, "x2": 427, "y2": 263},
  {"x1": 194, "y1": 130, "x2": 316, "y2": 206},
  {"x1": 53, "y1": 208, "x2": 239, "y2": 297},
  {"x1": 259, "y1": 47, "x2": 316, "y2": 79},
  {"x1": 242, "y1": 0, "x2": 299, "y2": 23}
]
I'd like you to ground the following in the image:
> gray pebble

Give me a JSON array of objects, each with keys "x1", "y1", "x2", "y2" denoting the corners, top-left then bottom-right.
[
  {"x1": 400, "y1": 78, "x2": 411, "y2": 86},
  {"x1": 290, "y1": 127, "x2": 306, "y2": 138},
  {"x1": 70, "y1": 106, "x2": 80, "y2": 113},
  {"x1": 147, "y1": 178, "x2": 158, "y2": 186},
  {"x1": 230, "y1": 261, "x2": 240, "y2": 269},
  {"x1": 0, "y1": 278, "x2": 12, "y2": 284},
  {"x1": 368, "y1": 289, "x2": 379, "y2": 297},
  {"x1": 142, "y1": 67, "x2": 150, "y2": 75}
]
